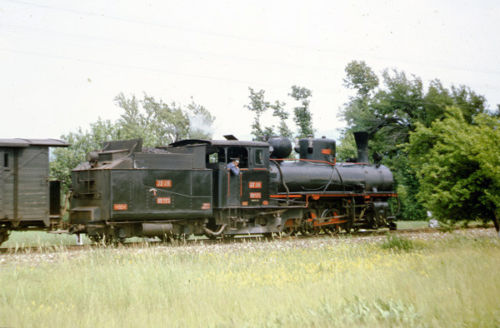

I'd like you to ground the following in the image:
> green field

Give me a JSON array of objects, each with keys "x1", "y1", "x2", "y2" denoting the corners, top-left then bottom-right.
[{"x1": 1, "y1": 228, "x2": 499, "y2": 327}]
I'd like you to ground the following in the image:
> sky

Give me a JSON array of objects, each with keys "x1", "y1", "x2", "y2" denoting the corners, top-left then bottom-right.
[{"x1": 1, "y1": 0, "x2": 499, "y2": 142}]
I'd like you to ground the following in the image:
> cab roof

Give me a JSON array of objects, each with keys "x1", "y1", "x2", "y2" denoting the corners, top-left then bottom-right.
[{"x1": 169, "y1": 139, "x2": 269, "y2": 148}]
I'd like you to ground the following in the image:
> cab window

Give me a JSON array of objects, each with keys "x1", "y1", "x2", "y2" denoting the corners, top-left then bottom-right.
[
  {"x1": 227, "y1": 147, "x2": 248, "y2": 168},
  {"x1": 208, "y1": 152, "x2": 218, "y2": 164},
  {"x1": 255, "y1": 149, "x2": 264, "y2": 165}
]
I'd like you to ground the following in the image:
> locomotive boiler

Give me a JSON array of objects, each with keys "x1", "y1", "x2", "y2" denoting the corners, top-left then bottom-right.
[
  {"x1": 267, "y1": 132, "x2": 396, "y2": 235},
  {"x1": 269, "y1": 135, "x2": 393, "y2": 194},
  {"x1": 67, "y1": 132, "x2": 397, "y2": 243}
]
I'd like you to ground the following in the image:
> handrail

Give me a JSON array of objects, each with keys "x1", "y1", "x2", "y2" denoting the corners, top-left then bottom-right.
[{"x1": 270, "y1": 158, "x2": 337, "y2": 166}]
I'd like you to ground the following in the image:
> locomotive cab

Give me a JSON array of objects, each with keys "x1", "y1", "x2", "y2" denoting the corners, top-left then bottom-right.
[{"x1": 202, "y1": 140, "x2": 270, "y2": 208}]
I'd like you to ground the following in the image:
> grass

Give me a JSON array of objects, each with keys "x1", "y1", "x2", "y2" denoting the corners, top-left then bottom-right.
[
  {"x1": 1, "y1": 231, "x2": 499, "y2": 327},
  {"x1": 394, "y1": 220, "x2": 428, "y2": 230},
  {"x1": 1, "y1": 231, "x2": 90, "y2": 247},
  {"x1": 380, "y1": 234, "x2": 422, "y2": 251},
  {"x1": 1, "y1": 231, "x2": 149, "y2": 248},
  {"x1": 1, "y1": 221, "x2": 431, "y2": 248}
]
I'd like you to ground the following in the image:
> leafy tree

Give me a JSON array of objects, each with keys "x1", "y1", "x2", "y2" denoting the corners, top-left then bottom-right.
[
  {"x1": 335, "y1": 131, "x2": 357, "y2": 161},
  {"x1": 50, "y1": 119, "x2": 120, "y2": 193},
  {"x1": 289, "y1": 85, "x2": 314, "y2": 138},
  {"x1": 408, "y1": 107, "x2": 500, "y2": 233},
  {"x1": 244, "y1": 88, "x2": 273, "y2": 140},
  {"x1": 271, "y1": 99, "x2": 292, "y2": 138},
  {"x1": 343, "y1": 60, "x2": 379, "y2": 97},
  {"x1": 340, "y1": 60, "x2": 488, "y2": 220},
  {"x1": 245, "y1": 86, "x2": 312, "y2": 140},
  {"x1": 114, "y1": 93, "x2": 215, "y2": 145},
  {"x1": 51, "y1": 94, "x2": 214, "y2": 192}
]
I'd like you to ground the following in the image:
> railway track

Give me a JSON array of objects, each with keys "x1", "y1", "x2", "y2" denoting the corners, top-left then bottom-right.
[{"x1": 0, "y1": 226, "x2": 492, "y2": 255}]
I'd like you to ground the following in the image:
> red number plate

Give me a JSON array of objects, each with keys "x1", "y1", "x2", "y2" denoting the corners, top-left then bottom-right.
[
  {"x1": 248, "y1": 181, "x2": 262, "y2": 189},
  {"x1": 156, "y1": 180, "x2": 172, "y2": 188},
  {"x1": 249, "y1": 192, "x2": 262, "y2": 199},
  {"x1": 113, "y1": 204, "x2": 128, "y2": 211},
  {"x1": 156, "y1": 197, "x2": 171, "y2": 204}
]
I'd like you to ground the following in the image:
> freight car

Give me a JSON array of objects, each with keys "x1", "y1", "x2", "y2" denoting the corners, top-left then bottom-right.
[
  {"x1": 0, "y1": 138, "x2": 69, "y2": 245},
  {"x1": 68, "y1": 133, "x2": 397, "y2": 243}
]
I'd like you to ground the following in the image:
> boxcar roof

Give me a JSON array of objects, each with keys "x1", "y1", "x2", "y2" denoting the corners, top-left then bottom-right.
[{"x1": 0, "y1": 138, "x2": 69, "y2": 148}]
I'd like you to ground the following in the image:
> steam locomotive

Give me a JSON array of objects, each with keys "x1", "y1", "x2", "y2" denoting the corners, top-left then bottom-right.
[{"x1": 68, "y1": 132, "x2": 397, "y2": 243}]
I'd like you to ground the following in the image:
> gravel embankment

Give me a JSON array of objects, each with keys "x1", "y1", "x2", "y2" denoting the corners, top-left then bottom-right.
[{"x1": 0, "y1": 227, "x2": 497, "y2": 266}]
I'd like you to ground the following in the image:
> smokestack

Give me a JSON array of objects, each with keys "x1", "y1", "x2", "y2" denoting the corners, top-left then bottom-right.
[{"x1": 353, "y1": 131, "x2": 369, "y2": 163}]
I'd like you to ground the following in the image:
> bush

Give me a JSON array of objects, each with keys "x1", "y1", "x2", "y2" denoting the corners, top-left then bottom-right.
[{"x1": 381, "y1": 234, "x2": 416, "y2": 251}]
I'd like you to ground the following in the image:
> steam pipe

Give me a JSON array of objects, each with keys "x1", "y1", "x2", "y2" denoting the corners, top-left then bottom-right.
[{"x1": 203, "y1": 224, "x2": 227, "y2": 237}]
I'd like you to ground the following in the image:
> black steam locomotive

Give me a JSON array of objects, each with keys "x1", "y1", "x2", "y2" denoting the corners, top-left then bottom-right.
[{"x1": 68, "y1": 132, "x2": 397, "y2": 242}]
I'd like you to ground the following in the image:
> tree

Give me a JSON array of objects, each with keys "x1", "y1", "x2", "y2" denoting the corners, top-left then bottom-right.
[
  {"x1": 51, "y1": 93, "x2": 214, "y2": 192},
  {"x1": 271, "y1": 99, "x2": 293, "y2": 138},
  {"x1": 245, "y1": 86, "x2": 312, "y2": 140},
  {"x1": 114, "y1": 93, "x2": 215, "y2": 146},
  {"x1": 408, "y1": 107, "x2": 500, "y2": 233},
  {"x1": 340, "y1": 60, "x2": 488, "y2": 220},
  {"x1": 342, "y1": 63, "x2": 487, "y2": 153},
  {"x1": 244, "y1": 88, "x2": 273, "y2": 140},
  {"x1": 50, "y1": 119, "x2": 120, "y2": 193},
  {"x1": 335, "y1": 131, "x2": 357, "y2": 162},
  {"x1": 289, "y1": 85, "x2": 314, "y2": 138},
  {"x1": 343, "y1": 60, "x2": 379, "y2": 97}
]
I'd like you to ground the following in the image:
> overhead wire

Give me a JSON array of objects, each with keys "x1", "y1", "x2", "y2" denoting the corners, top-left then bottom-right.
[
  {"x1": 4, "y1": 0, "x2": 500, "y2": 78},
  {"x1": 0, "y1": 23, "x2": 341, "y2": 73},
  {"x1": 0, "y1": 47, "x2": 344, "y2": 95},
  {"x1": 2, "y1": 0, "x2": 317, "y2": 51},
  {"x1": 2, "y1": 0, "x2": 500, "y2": 96}
]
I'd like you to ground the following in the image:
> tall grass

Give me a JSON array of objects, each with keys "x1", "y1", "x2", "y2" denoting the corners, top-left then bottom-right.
[
  {"x1": 1, "y1": 232, "x2": 499, "y2": 327},
  {"x1": 1, "y1": 231, "x2": 89, "y2": 247}
]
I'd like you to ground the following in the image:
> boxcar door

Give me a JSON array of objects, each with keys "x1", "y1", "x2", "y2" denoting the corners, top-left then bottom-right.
[
  {"x1": 0, "y1": 150, "x2": 4, "y2": 218},
  {"x1": 1, "y1": 149, "x2": 14, "y2": 220},
  {"x1": 17, "y1": 147, "x2": 50, "y2": 226}
]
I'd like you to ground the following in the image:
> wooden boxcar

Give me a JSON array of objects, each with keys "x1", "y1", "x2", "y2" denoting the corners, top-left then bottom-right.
[{"x1": 0, "y1": 139, "x2": 68, "y2": 244}]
